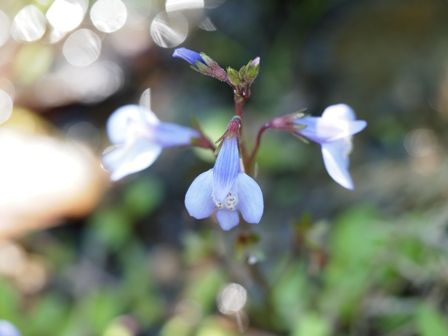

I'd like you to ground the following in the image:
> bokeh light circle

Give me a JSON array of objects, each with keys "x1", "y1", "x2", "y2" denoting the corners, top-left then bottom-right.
[
  {"x1": 165, "y1": 0, "x2": 205, "y2": 12},
  {"x1": 46, "y1": 0, "x2": 87, "y2": 33},
  {"x1": 11, "y1": 5, "x2": 46, "y2": 42},
  {"x1": 63, "y1": 29, "x2": 102, "y2": 67},
  {"x1": 0, "y1": 89, "x2": 13, "y2": 124},
  {"x1": 0, "y1": 10, "x2": 10, "y2": 47},
  {"x1": 217, "y1": 283, "x2": 247, "y2": 314},
  {"x1": 90, "y1": 0, "x2": 128, "y2": 33},
  {"x1": 150, "y1": 12, "x2": 188, "y2": 48}
]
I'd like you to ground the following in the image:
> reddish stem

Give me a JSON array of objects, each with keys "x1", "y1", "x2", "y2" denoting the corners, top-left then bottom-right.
[
  {"x1": 193, "y1": 134, "x2": 216, "y2": 152},
  {"x1": 234, "y1": 96, "x2": 245, "y2": 117},
  {"x1": 246, "y1": 123, "x2": 270, "y2": 173}
]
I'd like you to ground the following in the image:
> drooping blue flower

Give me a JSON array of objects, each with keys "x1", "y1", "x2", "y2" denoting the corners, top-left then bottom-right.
[
  {"x1": 0, "y1": 320, "x2": 21, "y2": 336},
  {"x1": 295, "y1": 104, "x2": 367, "y2": 190},
  {"x1": 185, "y1": 136, "x2": 264, "y2": 231},
  {"x1": 172, "y1": 48, "x2": 206, "y2": 65},
  {"x1": 103, "y1": 104, "x2": 199, "y2": 181}
]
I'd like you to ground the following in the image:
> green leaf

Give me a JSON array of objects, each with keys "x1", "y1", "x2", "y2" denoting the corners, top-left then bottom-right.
[
  {"x1": 243, "y1": 58, "x2": 260, "y2": 82},
  {"x1": 226, "y1": 67, "x2": 240, "y2": 87},
  {"x1": 83, "y1": 289, "x2": 124, "y2": 334},
  {"x1": 272, "y1": 264, "x2": 308, "y2": 326},
  {"x1": 185, "y1": 265, "x2": 225, "y2": 312},
  {"x1": 89, "y1": 208, "x2": 130, "y2": 250},
  {"x1": 417, "y1": 304, "x2": 448, "y2": 336},
  {"x1": 293, "y1": 313, "x2": 330, "y2": 336},
  {"x1": 123, "y1": 176, "x2": 164, "y2": 219},
  {"x1": 196, "y1": 317, "x2": 239, "y2": 336},
  {"x1": 29, "y1": 295, "x2": 69, "y2": 335},
  {"x1": 160, "y1": 317, "x2": 194, "y2": 336},
  {"x1": 0, "y1": 280, "x2": 20, "y2": 320},
  {"x1": 321, "y1": 207, "x2": 387, "y2": 320}
]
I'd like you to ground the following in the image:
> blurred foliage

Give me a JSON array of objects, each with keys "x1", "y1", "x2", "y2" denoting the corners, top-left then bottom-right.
[{"x1": 4, "y1": 202, "x2": 448, "y2": 335}]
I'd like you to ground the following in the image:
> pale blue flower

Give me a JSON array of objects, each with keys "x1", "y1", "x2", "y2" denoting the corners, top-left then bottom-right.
[
  {"x1": 172, "y1": 48, "x2": 205, "y2": 65},
  {"x1": 0, "y1": 320, "x2": 21, "y2": 336},
  {"x1": 103, "y1": 104, "x2": 199, "y2": 181},
  {"x1": 295, "y1": 104, "x2": 367, "y2": 190},
  {"x1": 185, "y1": 136, "x2": 264, "y2": 230}
]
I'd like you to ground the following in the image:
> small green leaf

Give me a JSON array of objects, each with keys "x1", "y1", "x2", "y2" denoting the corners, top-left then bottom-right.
[
  {"x1": 160, "y1": 317, "x2": 193, "y2": 336},
  {"x1": 293, "y1": 313, "x2": 330, "y2": 336},
  {"x1": 417, "y1": 304, "x2": 448, "y2": 336},
  {"x1": 89, "y1": 208, "x2": 130, "y2": 250},
  {"x1": 123, "y1": 177, "x2": 164, "y2": 219},
  {"x1": 226, "y1": 67, "x2": 240, "y2": 87}
]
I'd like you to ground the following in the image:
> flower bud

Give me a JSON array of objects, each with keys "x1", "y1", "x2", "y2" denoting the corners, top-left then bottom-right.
[
  {"x1": 172, "y1": 48, "x2": 205, "y2": 65},
  {"x1": 173, "y1": 47, "x2": 228, "y2": 82}
]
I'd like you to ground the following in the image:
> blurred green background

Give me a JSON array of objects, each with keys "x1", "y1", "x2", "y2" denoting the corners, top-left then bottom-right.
[{"x1": 1, "y1": 0, "x2": 448, "y2": 335}]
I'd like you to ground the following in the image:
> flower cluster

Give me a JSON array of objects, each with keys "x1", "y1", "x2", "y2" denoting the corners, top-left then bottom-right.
[{"x1": 103, "y1": 48, "x2": 367, "y2": 230}]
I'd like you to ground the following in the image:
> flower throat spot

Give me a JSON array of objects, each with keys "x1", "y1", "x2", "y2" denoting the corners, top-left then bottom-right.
[{"x1": 214, "y1": 192, "x2": 238, "y2": 210}]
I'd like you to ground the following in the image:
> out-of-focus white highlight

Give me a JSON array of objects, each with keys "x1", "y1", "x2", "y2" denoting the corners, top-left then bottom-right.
[
  {"x1": 0, "y1": 89, "x2": 13, "y2": 124},
  {"x1": 198, "y1": 17, "x2": 216, "y2": 31},
  {"x1": 90, "y1": 0, "x2": 127, "y2": 33},
  {"x1": 150, "y1": 12, "x2": 188, "y2": 48},
  {"x1": 110, "y1": 13, "x2": 151, "y2": 56},
  {"x1": 63, "y1": 29, "x2": 101, "y2": 67},
  {"x1": 46, "y1": 0, "x2": 87, "y2": 33},
  {"x1": 0, "y1": 10, "x2": 10, "y2": 47},
  {"x1": 0, "y1": 129, "x2": 106, "y2": 238},
  {"x1": 0, "y1": 131, "x2": 88, "y2": 209},
  {"x1": 11, "y1": 5, "x2": 46, "y2": 42},
  {"x1": 166, "y1": 0, "x2": 204, "y2": 12},
  {"x1": 48, "y1": 28, "x2": 67, "y2": 43},
  {"x1": 217, "y1": 283, "x2": 247, "y2": 314},
  {"x1": 0, "y1": 78, "x2": 15, "y2": 100},
  {"x1": 36, "y1": 61, "x2": 124, "y2": 105}
]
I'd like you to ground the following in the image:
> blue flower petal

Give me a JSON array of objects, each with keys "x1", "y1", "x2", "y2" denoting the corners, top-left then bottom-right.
[
  {"x1": 322, "y1": 103, "x2": 356, "y2": 121},
  {"x1": 172, "y1": 48, "x2": 205, "y2": 65},
  {"x1": 107, "y1": 105, "x2": 158, "y2": 144},
  {"x1": 185, "y1": 169, "x2": 215, "y2": 219},
  {"x1": 321, "y1": 140, "x2": 354, "y2": 190},
  {"x1": 296, "y1": 116, "x2": 366, "y2": 144},
  {"x1": 102, "y1": 140, "x2": 162, "y2": 181},
  {"x1": 237, "y1": 173, "x2": 264, "y2": 223},
  {"x1": 213, "y1": 137, "x2": 240, "y2": 202},
  {"x1": 0, "y1": 320, "x2": 21, "y2": 336},
  {"x1": 153, "y1": 122, "x2": 199, "y2": 147},
  {"x1": 216, "y1": 209, "x2": 239, "y2": 230}
]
